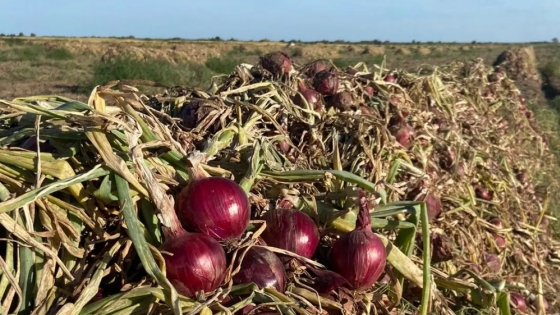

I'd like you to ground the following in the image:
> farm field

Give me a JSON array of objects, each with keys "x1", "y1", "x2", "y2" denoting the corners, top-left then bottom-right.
[
  {"x1": 0, "y1": 37, "x2": 559, "y2": 103},
  {"x1": 1, "y1": 36, "x2": 560, "y2": 314}
]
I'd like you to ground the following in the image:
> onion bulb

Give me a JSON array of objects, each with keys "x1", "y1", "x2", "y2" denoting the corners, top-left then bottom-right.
[
  {"x1": 487, "y1": 217, "x2": 503, "y2": 229},
  {"x1": 176, "y1": 154, "x2": 251, "y2": 242},
  {"x1": 329, "y1": 190, "x2": 387, "y2": 290},
  {"x1": 260, "y1": 51, "x2": 292, "y2": 76},
  {"x1": 509, "y1": 292, "x2": 527, "y2": 313},
  {"x1": 261, "y1": 208, "x2": 320, "y2": 259},
  {"x1": 293, "y1": 80, "x2": 322, "y2": 110},
  {"x1": 305, "y1": 60, "x2": 328, "y2": 77},
  {"x1": 161, "y1": 230, "x2": 227, "y2": 298},
  {"x1": 394, "y1": 124, "x2": 414, "y2": 148},
  {"x1": 384, "y1": 73, "x2": 396, "y2": 83},
  {"x1": 233, "y1": 246, "x2": 287, "y2": 292},
  {"x1": 330, "y1": 90, "x2": 355, "y2": 111},
  {"x1": 424, "y1": 193, "x2": 442, "y2": 220},
  {"x1": 475, "y1": 186, "x2": 493, "y2": 201},
  {"x1": 313, "y1": 70, "x2": 339, "y2": 96}
]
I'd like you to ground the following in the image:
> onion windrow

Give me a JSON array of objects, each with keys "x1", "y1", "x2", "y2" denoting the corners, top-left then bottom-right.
[{"x1": 0, "y1": 49, "x2": 556, "y2": 314}]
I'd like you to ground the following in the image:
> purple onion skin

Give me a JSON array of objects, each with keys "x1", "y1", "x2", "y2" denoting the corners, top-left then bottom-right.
[
  {"x1": 294, "y1": 88, "x2": 321, "y2": 110},
  {"x1": 509, "y1": 292, "x2": 527, "y2": 313},
  {"x1": 261, "y1": 208, "x2": 320, "y2": 259},
  {"x1": 176, "y1": 177, "x2": 250, "y2": 241},
  {"x1": 330, "y1": 191, "x2": 387, "y2": 291},
  {"x1": 313, "y1": 70, "x2": 339, "y2": 96},
  {"x1": 233, "y1": 246, "x2": 287, "y2": 292},
  {"x1": 161, "y1": 231, "x2": 227, "y2": 298}
]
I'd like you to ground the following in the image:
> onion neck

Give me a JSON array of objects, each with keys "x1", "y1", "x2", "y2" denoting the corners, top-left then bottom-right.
[
  {"x1": 186, "y1": 151, "x2": 210, "y2": 182},
  {"x1": 355, "y1": 190, "x2": 371, "y2": 230},
  {"x1": 161, "y1": 207, "x2": 189, "y2": 240},
  {"x1": 297, "y1": 79, "x2": 308, "y2": 93}
]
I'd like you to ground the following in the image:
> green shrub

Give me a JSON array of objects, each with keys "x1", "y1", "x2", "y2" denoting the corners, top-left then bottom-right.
[
  {"x1": 0, "y1": 45, "x2": 73, "y2": 61},
  {"x1": 1, "y1": 38, "x2": 25, "y2": 46},
  {"x1": 205, "y1": 57, "x2": 240, "y2": 74},
  {"x1": 541, "y1": 59, "x2": 560, "y2": 78},
  {"x1": 45, "y1": 48, "x2": 74, "y2": 60},
  {"x1": 86, "y1": 57, "x2": 214, "y2": 91}
]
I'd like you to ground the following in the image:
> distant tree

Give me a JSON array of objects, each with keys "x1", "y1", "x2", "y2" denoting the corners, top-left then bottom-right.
[
  {"x1": 0, "y1": 33, "x2": 5, "y2": 37},
  {"x1": 212, "y1": 36, "x2": 222, "y2": 41},
  {"x1": 30, "y1": 33, "x2": 36, "y2": 37},
  {"x1": 18, "y1": 32, "x2": 24, "y2": 37},
  {"x1": 128, "y1": 35, "x2": 135, "y2": 39},
  {"x1": 472, "y1": 40, "x2": 477, "y2": 44},
  {"x1": 553, "y1": 37, "x2": 559, "y2": 44}
]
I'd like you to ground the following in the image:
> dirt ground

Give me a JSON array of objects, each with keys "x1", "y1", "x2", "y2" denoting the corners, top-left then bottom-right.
[{"x1": 0, "y1": 37, "x2": 558, "y2": 104}]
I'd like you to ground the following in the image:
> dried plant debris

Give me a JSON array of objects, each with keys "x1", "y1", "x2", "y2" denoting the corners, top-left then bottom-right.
[{"x1": 0, "y1": 52, "x2": 557, "y2": 315}]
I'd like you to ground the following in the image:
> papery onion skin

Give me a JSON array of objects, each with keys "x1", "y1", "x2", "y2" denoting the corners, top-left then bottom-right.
[
  {"x1": 293, "y1": 81, "x2": 322, "y2": 110},
  {"x1": 233, "y1": 246, "x2": 286, "y2": 292},
  {"x1": 306, "y1": 60, "x2": 328, "y2": 78},
  {"x1": 330, "y1": 191, "x2": 387, "y2": 290},
  {"x1": 261, "y1": 208, "x2": 320, "y2": 259},
  {"x1": 176, "y1": 176, "x2": 251, "y2": 241},
  {"x1": 509, "y1": 292, "x2": 527, "y2": 313},
  {"x1": 330, "y1": 91, "x2": 356, "y2": 111},
  {"x1": 161, "y1": 230, "x2": 227, "y2": 298},
  {"x1": 384, "y1": 73, "x2": 396, "y2": 83},
  {"x1": 313, "y1": 70, "x2": 339, "y2": 96},
  {"x1": 260, "y1": 51, "x2": 292, "y2": 76},
  {"x1": 488, "y1": 217, "x2": 503, "y2": 229}
]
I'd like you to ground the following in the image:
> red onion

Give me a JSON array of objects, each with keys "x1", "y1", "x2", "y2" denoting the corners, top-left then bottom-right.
[
  {"x1": 359, "y1": 105, "x2": 373, "y2": 115},
  {"x1": 475, "y1": 186, "x2": 493, "y2": 201},
  {"x1": 494, "y1": 235, "x2": 506, "y2": 250},
  {"x1": 160, "y1": 229, "x2": 227, "y2": 298},
  {"x1": 424, "y1": 193, "x2": 442, "y2": 220},
  {"x1": 487, "y1": 217, "x2": 503, "y2": 229},
  {"x1": 261, "y1": 208, "x2": 320, "y2": 259},
  {"x1": 329, "y1": 90, "x2": 355, "y2": 111},
  {"x1": 345, "y1": 67, "x2": 358, "y2": 75},
  {"x1": 510, "y1": 292, "x2": 527, "y2": 313},
  {"x1": 530, "y1": 296, "x2": 548, "y2": 312},
  {"x1": 394, "y1": 124, "x2": 414, "y2": 148},
  {"x1": 330, "y1": 190, "x2": 387, "y2": 290},
  {"x1": 233, "y1": 246, "x2": 286, "y2": 292},
  {"x1": 179, "y1": 99, "x2": 217, "y2": 130},
  {"x1": 313, "y1": 70, "x2": 339, "y2": 96},
  {"x1": 515, "y1": 169, "x2": 528, "y2": 184},
  {"x1": 260, "y1": 51, "x2": 292, "y2": 76},
  {"x1": 384, "y1": 73, "x2": 396, "y2": 83},
  {"x1": 305, "y1": 60, "x2": 327, "y2": 77},
  {"x1": 365, "y1": 86, "x2": 374, "y2": 96},
  {"x1": 293, "y1": 80, "x2": 322, "y2": 110},
  {"x1": 176, "y1": 154, "x2": 250, "y2": 241},
  {"x1": 306, "y1": 266, "x2": 350, "y2": 294},
  {"x1": 484, "y1": 253, "x2": 501, "y2": 273}
]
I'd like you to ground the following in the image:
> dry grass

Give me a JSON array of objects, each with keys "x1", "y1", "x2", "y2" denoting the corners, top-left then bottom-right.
[{"x1": 0, "y1": 36, "x2": 559, "y2": 102}]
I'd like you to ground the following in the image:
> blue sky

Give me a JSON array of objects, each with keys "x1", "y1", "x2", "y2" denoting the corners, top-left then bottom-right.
[{"x1": 1, "y1": 0, "x2": 558, "y2": 42}]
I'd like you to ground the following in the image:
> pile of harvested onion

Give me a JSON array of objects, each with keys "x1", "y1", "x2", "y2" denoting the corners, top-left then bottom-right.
[{"x1": 0, "y1": 47, "x2": 558, "y2": 315}]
